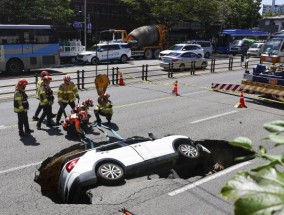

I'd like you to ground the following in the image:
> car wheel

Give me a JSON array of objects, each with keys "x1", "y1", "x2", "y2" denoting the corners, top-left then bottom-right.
[
  {"x1": 6, "y1": 59, "x2": 24, "y2": 74},
  {"x1": 178, "y1": 143, "x2": 199, "y2": 159},
  {"x1": 120, "y1": 55, "x2": 128, "y2": 63},
  {"x1": 201, "y1": 62, "x2": 207, "y2": 69},
  {"x1": 144, "y1": 49, "x2": 153, "y2": 60},
  {"x1": 204, "y1": 52, "x2": 210, "y2": 58},
  {"x1": 97, "y1": 162, "x2": 124, "y2": 185},
  {"x1": 179, "y1": 64, "x2": 185, "y2": 72},
  {"x1": 91, "y1": 57, "x2": 99, "y2": 65}
]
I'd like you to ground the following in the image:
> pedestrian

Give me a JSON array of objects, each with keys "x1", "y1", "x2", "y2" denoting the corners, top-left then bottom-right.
[
  {"x1": 36, "y1": 76, "x2": 55, "y2": 129},
  {"x1": 14, "y1": 79, "x2": 34, "y2": 136},
  {"x1": 62, "y1": 110, "x2": 88, "y2": 138},
  {"x1": 32, "y1": 70, "x2": 56, "y2": 121},
  {"x1": 56, "y1": 75, "x2": 80, "y2": 125},
  {"x1": 94, "y1": 93, "x2": 113, "y2": 124}
]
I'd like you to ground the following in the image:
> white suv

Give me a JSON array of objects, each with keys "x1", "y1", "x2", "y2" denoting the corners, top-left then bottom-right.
[
  {"x1": 159, "y1": 44, "x2": 204, "y2": 59},
  {"x1": 77, "y1": 42, "x2": 131, "y2": 64}
]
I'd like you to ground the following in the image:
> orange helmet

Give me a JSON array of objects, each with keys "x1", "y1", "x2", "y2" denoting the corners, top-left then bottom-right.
[
  {"x1": 64, "y1": 75, "x2": 71, "y2": 82},
  {"x1": 17, "y1": 79, "x2": 28, "y2": 88},
  {"x1": 83, "y1": 99, "x2": 94, "y2": 107},
  {"x1": 43, "y1": 76, "x2": 52, "y2": 81},
  {"x1": 40, "y1": 70, "x2": 50, "y2": 79},
  {"x1": 78, "y1": 111, "x2": 88, "y2": 121}
]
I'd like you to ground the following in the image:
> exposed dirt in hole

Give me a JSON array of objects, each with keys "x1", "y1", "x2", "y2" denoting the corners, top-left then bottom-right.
[{"x1": 34, "y1": 139, "x2": 254, "y2": 204}]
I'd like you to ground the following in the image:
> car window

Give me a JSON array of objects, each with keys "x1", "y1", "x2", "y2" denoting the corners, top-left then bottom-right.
[
  {"x1": 120, "y1": 44, "x2": 130, "y2": 49},
  {"x1": 184, "y1": 46, "x2": 196, "y2": 50},
  {"x1": 189, "y1": 52, "x2": 199, "y2": 58},
  {"x1": 96, "y1": 143, "x2": 123, "y2": 151},
  {"x1": 168, "y1": 52, "x2": 180, "y2": 57},
  {"x1": 169, "y1": 45, "x2": 183, "y2": 50},
  {"x1": 181, "y1": 52, "x2": 191, "y2": 58},
  {"x1": 108, "y1": 45, "x2": 120, "y2": 50}
]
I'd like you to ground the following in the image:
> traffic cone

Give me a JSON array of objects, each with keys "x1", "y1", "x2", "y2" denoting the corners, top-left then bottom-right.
[
  {"x1": 119, "y1": 73, "x2": 125, "y2": 86},
  {"x1": 235, "y1": 89, "x2": 247, "y2": 108},
  {"x1": 171, "y1": 80, "x2": 180, "y2": 96},
  {"x1": 119, "y1": 208, "x2": 134, "y2": 215}
]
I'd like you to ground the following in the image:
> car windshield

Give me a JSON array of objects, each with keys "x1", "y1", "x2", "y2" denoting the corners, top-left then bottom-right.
[
  {"x1": 262, "y1": 38, "x2": 282, "y2": 55},
  {"x1": 168, "y1": 45, "x2": 183, "y2": 51},
  {"x1": 251, "y1": 43, "x2": 260, "y2": 48},
  {"x1": 231, "y1": 40, "x2": 242, "y2": 46}
]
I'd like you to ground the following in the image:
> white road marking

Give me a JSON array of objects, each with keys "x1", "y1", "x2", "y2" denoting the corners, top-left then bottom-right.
[
  {"x1": 0, "y1": 125, "x2": 5, "y2": 129},
  {"x1": 168, "y1": 161, "x2": 251, "y2": 196},
  {"x1": 0, "y1": 162, "x2": 42, "y2": 175},
  {"x1": 191, "y1": 110, "x2": 238, "y2": 124}
]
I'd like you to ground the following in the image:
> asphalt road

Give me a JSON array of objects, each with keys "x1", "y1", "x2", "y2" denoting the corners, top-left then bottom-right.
[{"x1": 0, "y1": 59, "x2": 283, "y2": 215}]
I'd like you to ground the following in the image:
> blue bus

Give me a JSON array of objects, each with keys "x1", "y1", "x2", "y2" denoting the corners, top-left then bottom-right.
[
  {"x1": 0, "y1": 24, "x2": 60, "y2": 74},
  {"x1": 214, "y1": 29, "x2": 270, "y2": 54}
]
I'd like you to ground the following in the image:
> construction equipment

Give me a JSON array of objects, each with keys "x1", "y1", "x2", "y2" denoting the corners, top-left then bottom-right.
[{"x1": 104, "y1": 24, "x2": 168, "y2": 60}]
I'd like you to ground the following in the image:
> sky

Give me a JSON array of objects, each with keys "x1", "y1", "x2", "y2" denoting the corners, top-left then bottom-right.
[{"x1": 260, "y1": 0, "x2": 281, "y2": 13}]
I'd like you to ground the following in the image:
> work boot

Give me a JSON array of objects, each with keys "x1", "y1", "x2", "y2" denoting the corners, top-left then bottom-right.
[
  {"x1": 36, "y1": 123, "x2": 41, "y2": 130},
  {"x1": 25, "y1": 129, "x2": 34, "y2": 134},
  {"x1": 32, "y1": 116, "x2": 39, "y2": 121},
  {"x1": 19, "y1": 131, "x2": 26, "y2": 137}
]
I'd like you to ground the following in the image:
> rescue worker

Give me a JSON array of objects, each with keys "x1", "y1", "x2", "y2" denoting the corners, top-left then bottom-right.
[
  {"x1": 62, "y1": 110, "x2": 88, "y2": 137},
  {"x1": 72, "y1": 98, "x2": 94, "y2": 114},
  {"x1": 56, "y1": 75, "x2": 80, "y2": 125},
  {"x1": 94, "y1": 93, "x2": 113, "y2": 124},
  {"x1": 14, "y1": 79, "x2": 34, "y2": 136},
  {"x1": 32, "y1": 70, "x2": 56, "y2": 121},
  {"x1": 36, "y1": 76, "x2": 55, "y2": 129}
]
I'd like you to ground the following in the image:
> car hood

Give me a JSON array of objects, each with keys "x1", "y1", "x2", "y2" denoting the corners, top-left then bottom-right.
[
  {"x1": 78, "y1": 51, "x2": 96, "y2": 55},
  {"x1": 160, "y1": 50, "x2": 175, "y2": 55}
]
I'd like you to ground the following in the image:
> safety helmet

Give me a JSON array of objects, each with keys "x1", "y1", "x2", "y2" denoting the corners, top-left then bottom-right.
[
  {"x1": 40, "y1": 70, "x2": 50, "y2": 79},
  {"x1": 64, "y1": 75, "x2": 71, "y2": 82},
  {"x1": 83, "y1": 99, "x2": 94, "y2": 107},
  {"x1": 103, "y1": 93, "x2": 110, "y2": 98},
  {"x1": 78, "y1": 111, "x2": 88, "y2": 121},
  {"x1": 43, "y1": 76, "x2": 52, "y2": 81},
  {"x1": 17, "y1": 79, "x2": 28, "y2": 88}
]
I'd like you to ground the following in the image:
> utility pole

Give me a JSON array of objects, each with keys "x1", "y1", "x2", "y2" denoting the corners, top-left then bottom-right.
[{"x1": 84, "y1": 0, "x2": 87, "y2": 48}]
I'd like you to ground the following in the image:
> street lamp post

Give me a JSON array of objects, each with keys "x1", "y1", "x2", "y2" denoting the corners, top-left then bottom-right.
[{"x1": 84, "y1": 0, "x2": 87, "y2": 48}]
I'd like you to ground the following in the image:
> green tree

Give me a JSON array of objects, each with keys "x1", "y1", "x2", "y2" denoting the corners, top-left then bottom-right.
[
  {"x1": 221, "y1": 120, "x2": 284, "y2": 215},
  {"x1": 0, "y1": 0, "x2": 74, "y2": 26}
]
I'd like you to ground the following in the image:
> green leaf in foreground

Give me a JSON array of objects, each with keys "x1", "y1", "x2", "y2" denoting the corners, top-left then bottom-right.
[
  {"x1": 221, "y1": 167, "x2": 284, "y2": 215},
  {"x1": 263, "y1": 120, "x2": 284, "y2": 133},
  {"x1": 229, "y1": 137, "x2": 253, "y2": 151}
]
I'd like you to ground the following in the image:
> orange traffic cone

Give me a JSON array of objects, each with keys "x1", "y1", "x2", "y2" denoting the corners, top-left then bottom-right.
[
  {"x1": 120, "y1": 208, "x2": 134, "y2": 215},
  {"x1": 119, "y1": 73, "x2": 125, "y2": 86},
  {"x1": 235, "y1": 89, "x2": 247, "y2": 108},
  {"x1": 171, "y1": 80, "x2": 180, "y2": 96}
]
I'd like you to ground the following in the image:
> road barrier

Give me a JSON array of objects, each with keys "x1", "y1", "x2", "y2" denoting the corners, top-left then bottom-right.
[{"x1": 0, "y1": 56, "x2": 260, "y2": 98}]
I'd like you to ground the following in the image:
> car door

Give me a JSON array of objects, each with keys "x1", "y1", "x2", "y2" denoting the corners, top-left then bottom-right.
[
  {"x1": 180, "y1": 52, "x2": 192, "y2": 68},
  {"x1": 130, "y1": 139, "x2": 174, "y2": 160},
  {"x1": 98, "y1": 45, "x2": 108, "y2": 62},
  {"x1": 189, "y1": 52, "x2": 201, "y2": 67}
]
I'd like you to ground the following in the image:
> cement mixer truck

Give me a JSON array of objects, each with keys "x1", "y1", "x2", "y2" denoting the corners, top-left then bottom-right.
[{"x1": 103, "y1": 24, "x2": 168, "y2": 59}]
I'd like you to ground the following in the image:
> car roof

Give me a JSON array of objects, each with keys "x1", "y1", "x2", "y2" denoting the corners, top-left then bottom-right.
[
  {"x1": 98, "y1": 42, "x2": 129, "y2": 45},
  {"x1": 174, "y1": 43, "x2": 200, "y2": 46}
]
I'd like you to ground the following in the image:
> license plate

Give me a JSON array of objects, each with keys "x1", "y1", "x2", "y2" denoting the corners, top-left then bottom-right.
[{"x1": 268, "y1": 78, "x2": 278, "y2": 85}]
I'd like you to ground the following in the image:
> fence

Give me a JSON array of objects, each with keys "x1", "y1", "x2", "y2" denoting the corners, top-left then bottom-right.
[{"x1": 0, "y1": 56, "x2": 260, "y2": 97}]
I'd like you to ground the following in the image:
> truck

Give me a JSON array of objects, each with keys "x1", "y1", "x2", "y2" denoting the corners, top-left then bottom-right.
[
  {"x1": 105, "y1": 24, "x2": 168, "y2": 60},
  {"x1": 59, "y1": 39, "x2": 85, "y2": 64},
  {"x1": 241, "y1": 32, "x2": 284, "y2": 101}
]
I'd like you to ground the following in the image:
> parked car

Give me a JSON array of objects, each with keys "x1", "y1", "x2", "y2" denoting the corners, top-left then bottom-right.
[
  {"x1": 160, "y1": 51, "x2": 208, "y2": 71},
  {"x1": 76, "y1": 42, "x2": 131, "y2": 64},
  {"x1": 247, "y1": 42, "x2": 265, "y2": 57},
  {"x1": 58, "y1": 134, "x2": 210, "y2": 203},
  {"x1": 185, "y1": 40, "x2": 213, "y2": 58},
  {"x1": 159, "y1": 44, "x2": 204, "y2": 58}
]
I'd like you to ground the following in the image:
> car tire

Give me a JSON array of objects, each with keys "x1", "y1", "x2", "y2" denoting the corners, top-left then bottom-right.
[
  {"x1": 179, "y1": 64, "x2": 185, "y2": 72},
  {"x1": 97, "y1": 162, "x2": 124, "y2": 185},
  {"x1": 91, "y1": 57, "x2": 99, "y2": 65},
  {"x1": 144, "y1": 49, "x2": 153, "y2": 60},
  {"x1": 6, "y1": 59, "x2": 24, "y2": 74},
  {"x1": 178, "y1": 142, "x2": 199, "y2": 159},
  {"x1": 204, "y1": 52, "x2": 210, "y2": 58},
  {"x1": 120, "y1": 55, "x2": 128, "y2": 63},
  {"x1": 153, "y1": 49, "x2": 161, "y2": 59},
  {"x1": 201, "y1": 62, "x2": 207, "y2": 69}
]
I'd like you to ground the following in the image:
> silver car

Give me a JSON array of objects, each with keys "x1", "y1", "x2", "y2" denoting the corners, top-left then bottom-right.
[
  {"x1": 247, "y1": 42, "x2": 265, "y2": 57},
  {"x1": 160, "y1": 51, "x2": 208, "y2": 71}
]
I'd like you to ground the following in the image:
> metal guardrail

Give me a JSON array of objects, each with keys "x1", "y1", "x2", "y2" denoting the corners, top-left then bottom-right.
[{"x1": 0, "y1": 56, "x2": 260, "y2": 97}]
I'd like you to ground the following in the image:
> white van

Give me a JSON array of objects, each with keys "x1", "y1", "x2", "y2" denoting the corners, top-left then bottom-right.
[{"x1": 185, "y1": 40, "x2": 213, "y2": 58}]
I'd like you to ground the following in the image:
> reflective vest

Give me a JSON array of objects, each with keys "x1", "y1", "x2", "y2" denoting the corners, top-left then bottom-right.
[
  {"x1": 39, "y1": 84, "x2": 54, "y2": 106},
  {"x1": 63, "y1": 114, "x2": 81, "y2": 130},
  {"x1": 57, "y1": 82, "x2": 79, "y2": 104},
  {"x1": 36, "y1": 79, "x2": 43, "y2": 100},
  {"x1": 14, "y1": 89, "x2": 29, "y2": 113},
  {"x1": 95, "y1": 101, "x2": 113, "y2": 115}
]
